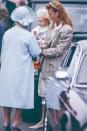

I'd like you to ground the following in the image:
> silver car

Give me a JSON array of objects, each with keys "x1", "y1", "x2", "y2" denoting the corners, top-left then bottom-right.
[{"x1": 46, "y1": 40, "x2": 87, "y2": 131}]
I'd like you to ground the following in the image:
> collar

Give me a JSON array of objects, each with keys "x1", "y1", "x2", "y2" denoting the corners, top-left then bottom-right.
[{"x1": 54, "y1": 22, "x2": 63, "y2": 31}]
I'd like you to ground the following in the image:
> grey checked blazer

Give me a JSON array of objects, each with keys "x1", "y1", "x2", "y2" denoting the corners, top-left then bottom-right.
[{"x1": 40, "y1": 24, "x2": 73, "y2": 79}]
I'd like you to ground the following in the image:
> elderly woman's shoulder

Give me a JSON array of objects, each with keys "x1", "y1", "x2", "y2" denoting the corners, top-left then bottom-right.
[
  {"x1": 3, "y1": 26, "x2": 30, "y2": 36},
  {"x1": 2, "y1": 28, "x2": 12, "y2": 38}
]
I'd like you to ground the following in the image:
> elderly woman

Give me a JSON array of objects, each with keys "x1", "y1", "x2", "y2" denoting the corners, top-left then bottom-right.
[
  {"x1": 30, "y1": 0, "x2": 73, "y2": 129},
  {"x1": 0, "y1": 6, "x2": 41, "y2": 131}
]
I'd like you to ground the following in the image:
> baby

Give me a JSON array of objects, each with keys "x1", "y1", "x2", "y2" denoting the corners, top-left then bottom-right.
[
  {"x1": 32, "y1": 8, "x2": 50, "y2": 75},
  {"x1": 32, "y1": 8, "x2": 50, "y2": 49}
]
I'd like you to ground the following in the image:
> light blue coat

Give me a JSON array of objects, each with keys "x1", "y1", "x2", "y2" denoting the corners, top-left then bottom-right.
[{"x1": 0, "y1": 25, "x2": 41, "y2": 109}]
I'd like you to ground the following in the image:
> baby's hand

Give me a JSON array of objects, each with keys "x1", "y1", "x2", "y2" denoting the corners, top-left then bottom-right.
[{"x1": 39, "y1": 43, "x2": 47, "y2": 49}]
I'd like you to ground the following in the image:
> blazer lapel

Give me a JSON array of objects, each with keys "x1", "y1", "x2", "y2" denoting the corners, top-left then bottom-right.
[{"x1": 48, "y1": 25, "x2": 63, "y2": 45}]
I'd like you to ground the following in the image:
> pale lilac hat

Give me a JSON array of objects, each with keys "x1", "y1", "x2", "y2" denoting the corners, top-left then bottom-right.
[{"x1": 11, "y1": 6, "x2": 35, "y2": 26}]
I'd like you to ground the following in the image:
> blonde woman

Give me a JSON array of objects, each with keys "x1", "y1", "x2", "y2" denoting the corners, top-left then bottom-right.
[{"x1": 30, "y1": 0, "x2": 73, "y2": 129}]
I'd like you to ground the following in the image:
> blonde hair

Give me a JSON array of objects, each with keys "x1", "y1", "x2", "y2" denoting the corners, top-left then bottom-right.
[
  {"x1": 46, "y1": 1, "x2": 73, "y2": 28},
  {"x1": 36, "y1": 8, "x2": 49, "y2": 20}
]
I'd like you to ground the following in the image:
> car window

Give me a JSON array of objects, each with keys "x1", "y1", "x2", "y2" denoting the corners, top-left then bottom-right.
[
  {"x1": 76, "y1": 54, "x2": 87, "y2": 84},
  {"x1": 68, "y1": 45, "x2": 81, "y2": 78},
  {"x1": 62, "y1": 45, "x2": 77, "y2": 68}
]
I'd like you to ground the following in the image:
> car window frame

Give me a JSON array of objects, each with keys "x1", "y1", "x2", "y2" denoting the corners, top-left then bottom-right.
[{"x1": 73, "y1": 52, "x2": 87, "y2": 88}]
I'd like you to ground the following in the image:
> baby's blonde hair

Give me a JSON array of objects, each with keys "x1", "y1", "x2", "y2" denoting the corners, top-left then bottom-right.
[{"x1": 36, "y1": 8, "x2": 49, "y2": 20}]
